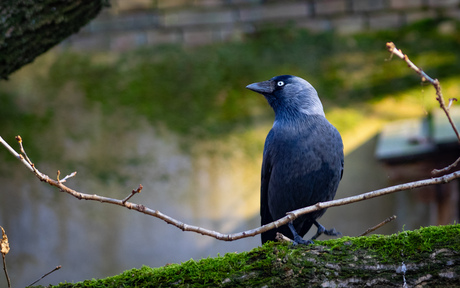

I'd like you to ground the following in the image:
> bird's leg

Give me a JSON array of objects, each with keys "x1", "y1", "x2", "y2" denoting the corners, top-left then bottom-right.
[
  {"x1": 288, "y1": 222, "x2": 313, "y2": 245},
  {"x1": 311, "y1": 220, "x2": 341, "y2": 240}
]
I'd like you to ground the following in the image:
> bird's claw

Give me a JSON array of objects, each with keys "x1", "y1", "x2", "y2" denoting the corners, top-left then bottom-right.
[
  {"x1": 324, "y1": 228, "x2": 341, "y2": 237},
  {"x1": 311, "y1": 221, "x2": 341, "y2": 240},
  {"x1": 292, "y1": 236, "x2": 314, "y2": 246}
]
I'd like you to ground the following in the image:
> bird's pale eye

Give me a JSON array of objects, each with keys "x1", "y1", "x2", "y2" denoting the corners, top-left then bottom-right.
[{"x1": 277, "y1": 81, "x2": 284, "y2": 87}]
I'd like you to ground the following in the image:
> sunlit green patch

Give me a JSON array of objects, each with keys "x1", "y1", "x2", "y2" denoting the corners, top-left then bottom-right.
[{"x1": 4, "y1": 19, "x2": 460, "y2": 143}]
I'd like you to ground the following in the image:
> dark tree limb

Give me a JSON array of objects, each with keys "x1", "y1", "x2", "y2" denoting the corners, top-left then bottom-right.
[{"x1": 0, "y1": 0, "x2": 108, "y2": 79}]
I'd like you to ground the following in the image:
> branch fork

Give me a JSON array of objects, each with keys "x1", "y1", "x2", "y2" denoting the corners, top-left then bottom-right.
[{"x1": 387, "y1": 42, "x2": 460, "y2": 174}]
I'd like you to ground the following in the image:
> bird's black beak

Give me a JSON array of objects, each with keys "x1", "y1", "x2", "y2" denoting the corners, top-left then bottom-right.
[{"x1": 246, "y1": 80, "x2": 274, "y2": 94}]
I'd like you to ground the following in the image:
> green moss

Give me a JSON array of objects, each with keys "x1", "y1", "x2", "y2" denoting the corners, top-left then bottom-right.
[
  {"x1": 42, "y1": 224, "x2": 460, "y2": 287},
  {"x1": 322, "y1": 225, "x2": 460, "y2": 263},
  {"x1": 2, "y1": 18, "x2": 460, "y2": 158}
]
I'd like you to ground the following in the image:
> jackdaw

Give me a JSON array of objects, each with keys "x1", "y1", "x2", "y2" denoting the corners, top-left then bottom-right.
[{"x1": 246, "y1": 75, "x2": 344, "y2": 245}]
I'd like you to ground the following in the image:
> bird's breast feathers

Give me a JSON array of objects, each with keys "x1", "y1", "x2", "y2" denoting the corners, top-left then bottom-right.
[{"x1": 266, "y1": 118, "x2": 342, "y2": 171}]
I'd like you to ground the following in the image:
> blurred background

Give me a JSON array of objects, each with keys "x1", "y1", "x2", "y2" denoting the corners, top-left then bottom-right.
[{"x1": 1, "y1": 0, "x2": 460, "y2": 286}]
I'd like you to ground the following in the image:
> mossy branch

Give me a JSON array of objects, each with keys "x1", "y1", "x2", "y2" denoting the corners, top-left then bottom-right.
[{"x1": 43, "y1": 225, "x2": 460, "y2": 287}]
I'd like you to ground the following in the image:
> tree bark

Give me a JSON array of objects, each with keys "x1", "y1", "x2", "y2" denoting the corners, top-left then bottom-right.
[
  {"x1": 218, "y1": 226, "x2": 460, "y2": 287},
  {"x1": 0, "y1": 0, "x2": 107, "y2": 79},
  {"x1": 259, "y1": 241, "x2": 459, "y2": 287}
]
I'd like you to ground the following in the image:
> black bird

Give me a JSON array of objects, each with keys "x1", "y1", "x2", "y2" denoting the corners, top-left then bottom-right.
[{"x1": 246, "y1": 75, "x2": 344, "y2": 245}]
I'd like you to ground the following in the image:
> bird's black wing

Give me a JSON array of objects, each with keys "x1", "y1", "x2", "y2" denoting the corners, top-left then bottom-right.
[
  {"x1": 260, "y1": 129, "x2": 276, "y2": 243},
  {"x1": 263, "y1": 119, "x2": 343, "y2": 239},
  {"x1": 295, "y1": 122, "x2": 344, "y2": 237},
  {"x1": 260, "y1": 129, "x2": 293, "y2": 243}
]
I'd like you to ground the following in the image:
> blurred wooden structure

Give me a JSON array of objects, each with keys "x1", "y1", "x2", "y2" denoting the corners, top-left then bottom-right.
[
  {"x1": 63, "y1": 0, "x2": 460, "y2": 51},
  {"x1": 376, "y1": 108, "x2": 460, "y2": 226}
]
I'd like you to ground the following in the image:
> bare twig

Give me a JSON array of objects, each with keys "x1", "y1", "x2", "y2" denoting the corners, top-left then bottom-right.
[
  {"x1": 16, "y1": 135, "x2": 38, "y2": 172},
  {"x1": 0, "y1": 136, "x2": 34, "y2": 172},
  {"x1": 28, "y1": 265, "x2": 62, "y2": 287},
  {"x1": 122, "y1": 184, "x2": 143, "y2": 204},
  {"x1": 1, "y1": 255, "x2": 9, "y2": 288},
  {"x1": 358, "y1": 215, "x2": 397, "y2": 237},
  {"x1": 2, "y1": 136, "x2": 460, "y2": 242},
  {"x1": 432, "y1": 156, "x2": 460, "y2": 175},
  {"x1": 1, "y1": 226, "x2": 11, "y2": 288},
  {"x1": 275, "y1": 232, "x2": 293, "y2": 243},
  {"x1": 448, "y1": 98, "x2": 458, "y2": 110},
  {"x1": 386, "y1": 42, "x2": 460, "y2": 175},
  {"x1": 59, "y1": 171, "x2": 77, "y2": 184},
  {"x1": 386, "y1": 42, "x2": 436, "y2": 83}
]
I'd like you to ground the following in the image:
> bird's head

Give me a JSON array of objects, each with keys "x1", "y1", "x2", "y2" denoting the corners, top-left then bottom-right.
[{"x1": 246, "y1": 75, "x2": 325, "y2": 119}]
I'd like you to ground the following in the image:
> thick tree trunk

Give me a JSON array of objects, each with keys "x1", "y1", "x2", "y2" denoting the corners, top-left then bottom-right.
[
  {"x1": 217, "y1": 226, "x2": 460, "y2": 287},
  {"x1": 260, "y1": 240, "x2": 459, "y2": 287},
  {"x1": 0, "y1": 0, "x2": 107, "y2": 79}
]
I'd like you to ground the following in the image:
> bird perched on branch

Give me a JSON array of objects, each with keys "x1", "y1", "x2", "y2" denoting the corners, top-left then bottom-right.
[{"x1": 246, "y1": 75, "x2": 344, "y2": 245}]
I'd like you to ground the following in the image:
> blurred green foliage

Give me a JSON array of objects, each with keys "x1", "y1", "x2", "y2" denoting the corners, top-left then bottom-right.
[{"x1": 3, "y1": 18, "x2": 460, "y2": 139}]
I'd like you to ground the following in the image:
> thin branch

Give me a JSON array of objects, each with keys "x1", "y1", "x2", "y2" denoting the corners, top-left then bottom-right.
[
  {"x1": 275, "y1": 232, "x2": 293, "y2": 243},
  {"x1": 448, "y1": 98, "x2": 458, "y2": 110},
  {"x1": 277, "y1": 214, "x2": 398, "y2": 244},
  {"x1": 122, "y1": 184, "x2": 143, "y2": 204},
  {"x1": 59, "y1": 171, "x2": 77, "y2": 184},
  {"x1": 16, "y1": 135, "x2": 34, "y2": 167},
  {"x1": 2, "y1": 136, "x2": 460, "y2": 242},
  {"x1": 28, "y1": 265, "x2": 61, "y2": 287},
  {"x1": 386, "y1": 42, "x2": 460, "y2": 175},
  {"x1": 0, "y1": 136, "x2": 33, "y2": 172},
  {"x1": 1, "y1": 226, "x2": 11, "y2": 288},
  {"x1": 386, "y1": 42, "x2": 436, "y2": 83},
  {"x1": 433, "y1": 156, "x2": 460, "y2": 175},
  {"x1": 358, "y1": 215, "x2": 397, "y2": 237},
  {"x1": 1, "y1": 255, "x2": 9, "y2": 288}
]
